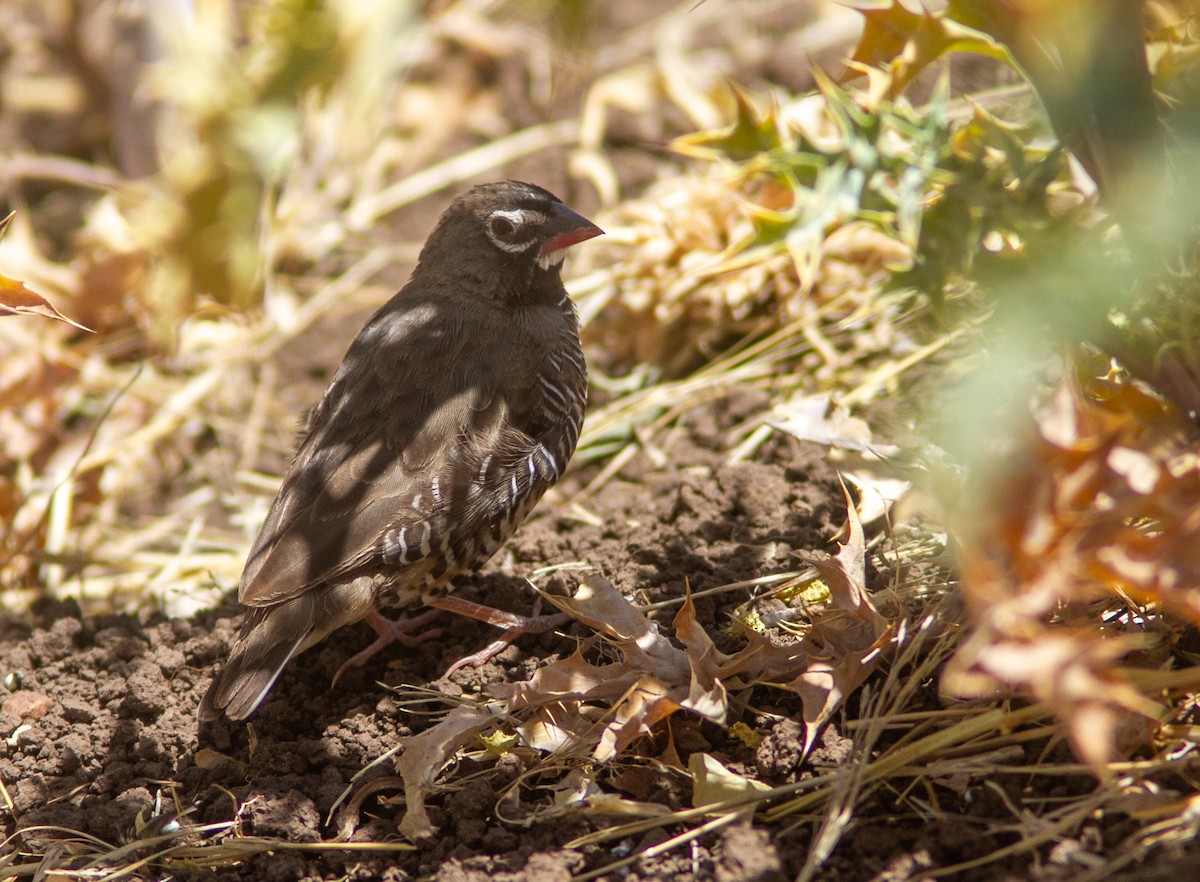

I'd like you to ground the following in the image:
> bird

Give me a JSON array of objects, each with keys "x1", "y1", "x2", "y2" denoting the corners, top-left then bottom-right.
[{"x1": 200, "y1": 181, "x2": 602, "y2": 722}]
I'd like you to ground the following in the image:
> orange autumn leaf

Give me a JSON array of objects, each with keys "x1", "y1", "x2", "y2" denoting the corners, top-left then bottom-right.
[
  {"x1": 847, "y1": 0, "x2": 1012, "y2": 96},
  {"x1": 0, "y1": 213, "x2": 92, "y2": 332}
]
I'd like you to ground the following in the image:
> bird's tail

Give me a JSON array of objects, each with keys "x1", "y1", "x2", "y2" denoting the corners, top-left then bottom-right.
[{"x1": 198, "y1": 602, "x2": 312, "y2": 722}]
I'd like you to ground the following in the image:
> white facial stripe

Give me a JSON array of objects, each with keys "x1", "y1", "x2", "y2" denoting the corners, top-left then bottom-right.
[
  {"x1": 491, "y1": 236, "x2": 533, "y2": 254},
  {"x1": 536, "y1": 247, "x2": 567, "y2": 270}
]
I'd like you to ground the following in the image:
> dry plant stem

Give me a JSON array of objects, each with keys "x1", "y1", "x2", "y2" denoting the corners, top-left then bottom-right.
[
  {"x1": 921, "y1": 789, "x2": 1116, "y2": 880},
  {"x1": 577, "y1": 442, "x2": 638, "y2": 498},
  {"x1": 573, "y1": 812, "x2": 746, "y2": 882},
  {"x1": 838, "y1": 323, "x2": 971, "y2": 408},
  {"x1": 796, "y1": 733, "x2": 868, "y2": 882},
  {"x1": 7, "y1": 366, "x2": 140, "y2": 569},
  {"x1": 1126, "y1": 664, "x2": 1200, "y2": 693},
  {"x1": 840, "y1": 706, "x2": 988, "y2": 728},
  {"x1": 5, "y1": 825, "x2": 113, "y2": 854},
  {"x1": 566, "y1": 765, "x2": 853, "y2": 852},
  {"x1": 347, "y1": 120, "x2": 581, "y2": 231},
  {"x1": 143, "y1": 515, "x2": 206, "y2": 598},
  {"x1": 260, "y1": 250, "x2": 396, "y2": 358},
  {"x1": 918, "y1": 724, "x2": 1057, "y2": 762},
  {"x1": 0, "y1": 153, "x2": 123, "y2": 190},
  {"x1": 1068, "y1": 851, "x2": 1143, "y2": 882},
  {"x1": 874, "y1": 701, "x2": 1023, "y2": 759},
  {"x1": 636, "y1": 570, "x2": 811, "y2": 613},
  {"x1": 4, "y1": 823, "x2": 265, "y2": 881},
  {"x1": 927, "y1": 757, "x2": 1196, "y2": 776},
  {"x1": 237, "y1": 359, "x2": 278, "y2": 476},
  {"x1": 1093, "y1": 810, "x2": 1200, "y2": 882},
  {"x1": 76, "y1": 369, "x2": 222, "y2": 476},
  {"x1": 577, "y1": 316, "x2": 816, "y2": 460},
  {"x1": 159, "y1": 834, "x2": 415, "y2": 870},
  {"x1": 796, "y1": 611, "x2": 956, "y2": 876},
  {"x1": 764, "y1": 704, "x2": 1051, "y2": 821},
  {"x1": 326, "y1": 742, "x2": 407, "y2": 827},
  {"x1": 724, "y1": 315, "x2": 971, "y2": 459}
]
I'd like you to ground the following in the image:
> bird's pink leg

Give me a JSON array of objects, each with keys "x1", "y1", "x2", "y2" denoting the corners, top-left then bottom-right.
[
  {"x1": 331, "y1": 608, "x2": 443, "y2": 685},
  {"x1": 429, "y1": 595, "x2": 569, "y2": 675}
]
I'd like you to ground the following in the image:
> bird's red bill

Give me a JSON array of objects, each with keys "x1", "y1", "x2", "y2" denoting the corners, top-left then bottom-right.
[{"x1": 540, "y1": 224, "x2": 604, "y2": 257}]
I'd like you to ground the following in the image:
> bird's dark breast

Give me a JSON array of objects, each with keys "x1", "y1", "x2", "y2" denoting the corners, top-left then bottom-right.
[{"x1": 371, "y1": 298, "x2": 586, "y2": 610}]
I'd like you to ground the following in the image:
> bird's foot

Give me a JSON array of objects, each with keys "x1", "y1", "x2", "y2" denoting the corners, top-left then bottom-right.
[
  {"x1": 430, "y1": 594, "x2": 569, "y2": 676},
  {"x1": 331, "y1": 608, "x2": 443, "y2": 686}
]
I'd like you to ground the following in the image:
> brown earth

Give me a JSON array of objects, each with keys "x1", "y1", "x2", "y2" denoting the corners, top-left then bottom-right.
[{"x1": 0, "y1": 385, "x2": 1181, "y2": 881}]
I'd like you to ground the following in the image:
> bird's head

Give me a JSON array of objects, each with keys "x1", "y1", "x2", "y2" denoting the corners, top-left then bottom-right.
[{"x1": 417, "y1": 182, "x2": 603, "y2": 297}]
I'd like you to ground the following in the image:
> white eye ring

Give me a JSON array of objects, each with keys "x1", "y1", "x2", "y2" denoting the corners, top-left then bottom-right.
[{"x1": 485, "y1": 209, "x2": 544, "y2": 253}]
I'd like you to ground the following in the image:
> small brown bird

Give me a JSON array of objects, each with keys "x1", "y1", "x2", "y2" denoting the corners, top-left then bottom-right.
[{"x1": 200, "y1": 181, "x2": 601, "y2": 721}]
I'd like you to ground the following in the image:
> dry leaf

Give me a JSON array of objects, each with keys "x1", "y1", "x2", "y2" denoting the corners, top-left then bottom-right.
[
  {"x1": 689, "y1": 752, "x2": 770, "y2": 816},
  {"x1": 792, "y1": 485, "x2": 892, "y2": 753},
  {"x1": 769, "y1": 393, "x2": 909, "y2": 523},
  {"x1": 846, "y1": 0, "x2": 1013, "y2": 98},
  {"x1": 542, "y1": 574, "x2": 692, "y2": 685},
  {"x1": 395, "y1": 705, "x2": 500, "y2": 840},
  {"x1": 527, "y1": 769, "x2": 673, "y2": 822},
  {"x1": 769, "y1": 393, "x2": 897, "y2": 454}
]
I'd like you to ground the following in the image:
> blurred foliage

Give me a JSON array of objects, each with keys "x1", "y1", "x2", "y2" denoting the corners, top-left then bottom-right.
[
  {"x1": 0, "y1": 0, "x2": 419, "y2": 344},
  {"x1": 946, "y1": 351, "x2": 1200, "y2": 770},
  {"x1": 506, "y1": 0, "x2": 599, "y2": 49},
  {"x1": 834, "y1": 0, "x2": 1200, "y2": 434},
  {"x1": 130, "y1": 0, "x2": 387, "y2": 340},
  {"x1": 841, "y1": 0, "x2": 1200, "y2": 768}
]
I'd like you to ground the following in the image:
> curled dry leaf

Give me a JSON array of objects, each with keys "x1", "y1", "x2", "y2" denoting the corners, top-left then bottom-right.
[
  {"x1": 689, "y1": 752, "x2": 770, "y2": 817},
  {"x1": 391, "y1": 500, "x2": 893, "y2": 839},
  {"x1": 541, "y1": 575, "x2": 692, "y2": 686},
  {"x1": 395, "y1": 705, "x2": 501, "y2": 840},
  {"x1": 549, "y1": 769, "x2": 673, "y2": 820},
  {"x1": 501, "y1": 768, "x2": 674, "y2": 827},
  {"x1": 769, "y1": 393, "x2": 899, "y2": 456},
  {"x1": 0, "y1": 272, "x2": 92, "y2": 332},
  {"x1": 792, "y1": 485, "x2": 892, "y2": 754}
]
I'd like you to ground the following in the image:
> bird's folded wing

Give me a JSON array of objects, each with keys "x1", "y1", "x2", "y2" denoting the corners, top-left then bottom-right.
[{"x1": 235, "y1": 295, "x2": 562, "y2": 608}]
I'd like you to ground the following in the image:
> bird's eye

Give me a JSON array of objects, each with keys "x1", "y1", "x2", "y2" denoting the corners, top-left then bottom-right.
[{"x1": 489, "y1": 214, "x2": 518, "y2": 238}]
